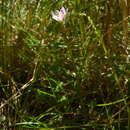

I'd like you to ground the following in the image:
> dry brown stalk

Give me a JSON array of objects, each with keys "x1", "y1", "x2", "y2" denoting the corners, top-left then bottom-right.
[{"x1": 0, "y1": 58, "x2": 38, "y2": 110}]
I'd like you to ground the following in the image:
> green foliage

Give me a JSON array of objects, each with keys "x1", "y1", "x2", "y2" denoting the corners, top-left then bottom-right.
[{"x1": 0, "y1": 0, "x2": 129, "y2": 129}]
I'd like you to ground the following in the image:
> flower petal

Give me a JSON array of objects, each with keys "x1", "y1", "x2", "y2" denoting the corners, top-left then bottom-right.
[
  {"x1": 59, "y1": 11, "x2": 64, "y2": 21},
  {"x1": 55, "y1": 10, "x2": 60, "y2": 15},
  {"x1": 53, "y1": 15, "x2": 60, "y2": 21},
  {"x1": 60, "y1": 7, "x2": 66, "y2": 15},
  {"x1": 52, "y1": 11, "x2": 60, "y2": 21}
]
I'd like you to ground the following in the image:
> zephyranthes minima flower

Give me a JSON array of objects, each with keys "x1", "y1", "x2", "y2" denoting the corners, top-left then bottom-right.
[{"x1": 51, "y1": 7, "x2": 66, "y2": 22}]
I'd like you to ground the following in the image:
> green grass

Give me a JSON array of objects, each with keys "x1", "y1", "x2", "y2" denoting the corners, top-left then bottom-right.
[{"x1": 0, "y1": 0, "x2": 129, "y2": 129}]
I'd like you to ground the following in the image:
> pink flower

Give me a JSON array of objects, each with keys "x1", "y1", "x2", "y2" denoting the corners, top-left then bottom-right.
[{"x1": 51, "y1": 7, "x2": 66, "y2": 22}]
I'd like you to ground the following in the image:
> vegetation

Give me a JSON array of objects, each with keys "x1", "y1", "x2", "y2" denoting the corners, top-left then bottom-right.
[{"x1": 0, "y1": 0, "x2": 129, "y2": 129}]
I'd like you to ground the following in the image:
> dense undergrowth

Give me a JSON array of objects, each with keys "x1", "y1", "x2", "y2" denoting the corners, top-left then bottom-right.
[{"x1": 0, "y1": 0, "x2": 129, "y2": 129}]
